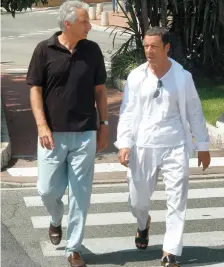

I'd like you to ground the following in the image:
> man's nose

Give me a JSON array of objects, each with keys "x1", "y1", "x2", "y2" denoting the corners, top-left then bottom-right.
[
  {"x1": 88, "y1": 22, "x2": 92, "y2": 30},
  {"x1": 147, "y1": 46, "x2": 153, "y2": 53}
]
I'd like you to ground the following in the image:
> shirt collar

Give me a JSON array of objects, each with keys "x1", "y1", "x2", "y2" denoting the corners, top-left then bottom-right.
[
  {"x1": 47, "y1": 31, "x2": 62, "y2": 47},
  {"x1": 47, "y1": 31, "x2": 87, "y2": 49},
  {"x1": 139, "y1": 58, "x2": 183, "y2": 75}
]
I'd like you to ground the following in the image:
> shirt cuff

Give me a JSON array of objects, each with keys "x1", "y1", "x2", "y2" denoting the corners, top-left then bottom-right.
[
  {"x1": 195, "y1": 142, "x2": 210, "y2": 151},
  {"x1": 114, "y1": 139, "x2": 135, "y2": 150}
]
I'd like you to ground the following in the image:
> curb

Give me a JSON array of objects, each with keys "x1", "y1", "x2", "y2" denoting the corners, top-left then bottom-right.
[
  {"x1": 0, "y1": 179, "x2": 127, "y2": 188},
  {"x1": 0, "y1": 8, "x2": 7, "y2": 14},
  {"x1": 207, "y1": 123, "x2": 224, "y2": 149},
  {"x1": 216, "y1": 113, "x2": 224, "y2": 131},
  {"x1": 1, "y1": 107, "x2": 11, "y2": 170},
  {"x1": 31, "y1": 6, "x2": 60, "y2": 11},
  {"x1": 0, "y1": 5, "x2": 59, "y2": 15},
  {"x1": 1, "y1": 173, "x2": 224, "y2": 188}
]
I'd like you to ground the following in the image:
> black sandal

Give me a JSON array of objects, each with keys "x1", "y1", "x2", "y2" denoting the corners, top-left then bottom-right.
[
  {"x1": 161, "y1": 255, "x2": 179, "y2": 267},
  {"x1": 135, "y1": 215, "x2": 151, "y2": 250}
]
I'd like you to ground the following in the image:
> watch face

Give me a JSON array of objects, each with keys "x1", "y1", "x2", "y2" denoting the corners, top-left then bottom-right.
[{"x1": 101, "y1": 121, "x2": 108, "y2": 125}]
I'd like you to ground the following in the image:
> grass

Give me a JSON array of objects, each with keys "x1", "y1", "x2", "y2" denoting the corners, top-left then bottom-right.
[{"x1": 196, "y1": 79, "x2": 224, "y2": 125}]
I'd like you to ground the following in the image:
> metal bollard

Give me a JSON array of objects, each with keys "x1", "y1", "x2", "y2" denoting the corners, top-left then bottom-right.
[
  {"x1": 89, "y1": 6, "x2": 96, "y2": 20},
  {"x1": 96, "y1": 3, "x2": 103, "y2": 15},
  {"x1": 101, "y1": 11, "x2": 109, "y2": 26}
]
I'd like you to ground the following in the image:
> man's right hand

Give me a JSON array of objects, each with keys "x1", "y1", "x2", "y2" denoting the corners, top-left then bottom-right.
[
  {"x1": 38, "y1": 124, "x2": 55, "y2": 150},
  {"x1": 118, "y1": 148, "x2": 131, "y2": 167}
]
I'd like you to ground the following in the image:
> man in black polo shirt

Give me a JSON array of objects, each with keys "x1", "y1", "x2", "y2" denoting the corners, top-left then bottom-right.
[{"x1": 26, "y1": 1, "x2": 108, "y2": 266}]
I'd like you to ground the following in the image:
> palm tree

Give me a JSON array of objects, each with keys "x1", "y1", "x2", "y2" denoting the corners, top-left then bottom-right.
[
  {"x1": 113, "y1": 0, "x2": 224, "y2": 75},
  {"x1": 141, "y1": 0, "x2": 149, "y2": 35}
]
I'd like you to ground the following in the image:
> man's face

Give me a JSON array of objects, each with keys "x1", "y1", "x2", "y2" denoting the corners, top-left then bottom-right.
[
  {"x1": 144, "y1": 35, "x2": 170, "y2": 65},
  {"x1": 65, "y1": 8, "x2": 91, "y2": 40}
]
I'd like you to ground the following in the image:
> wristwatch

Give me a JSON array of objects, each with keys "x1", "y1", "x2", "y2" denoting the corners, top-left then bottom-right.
[{"x1": 100, "y1": 120, "x2": 109, "y2": 125}]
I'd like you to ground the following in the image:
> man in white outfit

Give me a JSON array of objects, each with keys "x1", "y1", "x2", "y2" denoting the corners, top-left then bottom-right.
[{"x1": 115, "y1": 27, "x2": 211, "y2": 267}]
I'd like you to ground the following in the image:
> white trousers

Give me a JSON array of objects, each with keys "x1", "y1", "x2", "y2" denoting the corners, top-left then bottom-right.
[{"x1": 128, "y1": 145, "x2": 189, "y2": 256}]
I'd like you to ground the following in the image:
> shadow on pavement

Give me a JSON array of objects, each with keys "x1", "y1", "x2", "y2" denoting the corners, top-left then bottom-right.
[
  {"x1": 84, "y1": 245, "x2": 224, "y2": 266},
  {"x1": 55, "y1": 244, "x2": 224, "y2": 266},
  {"x1": 1, "y1": 72, "x2": 37, "y2": 157},
  {"x1": 1, "y1": 72, "x2": 123, "y2": 159}
]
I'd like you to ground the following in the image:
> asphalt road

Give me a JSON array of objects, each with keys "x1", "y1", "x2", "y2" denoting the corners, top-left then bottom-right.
[
  {"x1": 1, "y1": 180, "x2": 224, "y2": 267},
  {"x1": 1, "y1": 6, "x2": 127, "y2": 67}
]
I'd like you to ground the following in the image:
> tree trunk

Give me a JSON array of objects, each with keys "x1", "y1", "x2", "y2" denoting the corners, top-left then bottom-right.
[{"x1": 141, "y1": 0, "x2": 149, "y2": 35}]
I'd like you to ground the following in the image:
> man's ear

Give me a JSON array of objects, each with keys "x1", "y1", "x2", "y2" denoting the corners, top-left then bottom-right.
[
  {"x1": 165, "y1": 43, "x2": 170, "y2": 53},
  {"x1": 64, "y1": 20, "x2": 70, "y2": 28}
]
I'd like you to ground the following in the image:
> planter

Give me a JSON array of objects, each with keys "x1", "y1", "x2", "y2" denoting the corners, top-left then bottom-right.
[
  {"x1": 113, "y1": 78, "x2": 127, "y2": 92},
  {"x1": 216, "y1": 112, "x2": 224, "y2": 131},
  {"x1": 1, "y1": 107, "x2": 11, "y2": 169}
]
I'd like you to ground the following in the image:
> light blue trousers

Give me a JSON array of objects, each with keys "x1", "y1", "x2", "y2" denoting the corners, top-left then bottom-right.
[{"x1": 37, "y1": 131, "x2": 96, "y2": 256}]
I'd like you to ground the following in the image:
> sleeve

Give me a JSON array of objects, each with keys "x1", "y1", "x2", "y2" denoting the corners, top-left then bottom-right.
[
  {"x1": 94, "y1": 44, "x2": 107, "y2": 86},
  {"x1": 185, "y1": 72, "x2": 210, "y2": 151},
  {"x1": 114, "y1": 77, "x2": 135, "y2": 149},
  {"x1": 26, "y1": 43, "x2": 45, "y2": 87}
]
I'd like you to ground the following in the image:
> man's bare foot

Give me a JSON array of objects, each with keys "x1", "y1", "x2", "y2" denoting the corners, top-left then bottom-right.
[{"x1": 161, "y1": 254, "x2": 179, "y2": 267}]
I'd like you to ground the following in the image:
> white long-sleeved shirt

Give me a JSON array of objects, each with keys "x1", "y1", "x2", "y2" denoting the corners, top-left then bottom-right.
[
  {"x1": 136, "y1": 65, "x2": 185, "y2": 147},
  {"x1": 114, "y1": 59, "x2": 209, "y2": 156}
]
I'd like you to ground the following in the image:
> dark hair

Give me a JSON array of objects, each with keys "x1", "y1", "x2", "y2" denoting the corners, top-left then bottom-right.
[{"x1": 145, "y1": 27, "x2": 170, "y2": 45}]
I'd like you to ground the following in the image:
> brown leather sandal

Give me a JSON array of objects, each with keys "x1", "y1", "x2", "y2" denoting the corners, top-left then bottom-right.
[
  {"x1": 49, "y1": 223, "x2": 62, "y2": 245},
  {"x1": 68, "y1": 252, "x2": 87, "y2": 267}
]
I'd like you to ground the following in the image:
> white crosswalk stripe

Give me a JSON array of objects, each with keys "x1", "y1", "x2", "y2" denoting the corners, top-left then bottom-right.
[
  {"x1": 23, "y1": 183, "x2": 224, "y2": 266},
  {"x1": 40, "y1": 231, "x2": 224, "y2": 257},
  {"x1": 7, "y1": 157, "x2": 224, "y2": 177},
  {"x1": 31, "y1": 207, "x2": 224, "y2": 228},
  {"x1": 23, "y1": 187, "x2": 224, "y2": 206},
  {"x1": 1, "y1": 27, "x2": 59, "y2": 41}
]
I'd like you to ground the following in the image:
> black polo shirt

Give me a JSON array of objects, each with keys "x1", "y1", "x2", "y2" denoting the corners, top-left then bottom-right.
[{"x1": 26, "y1": 31, "x2": 107, "y2": 132}]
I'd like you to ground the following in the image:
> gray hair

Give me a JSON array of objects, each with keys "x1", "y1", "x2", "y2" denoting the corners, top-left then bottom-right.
[{"x1": 58, "y1": 1, "x2": 89, "y2": 31}]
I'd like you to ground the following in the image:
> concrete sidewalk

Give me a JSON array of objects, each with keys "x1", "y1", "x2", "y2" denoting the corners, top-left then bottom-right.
[{"x1": 91, "y1": 10, "x2": 129, "y2": 31}]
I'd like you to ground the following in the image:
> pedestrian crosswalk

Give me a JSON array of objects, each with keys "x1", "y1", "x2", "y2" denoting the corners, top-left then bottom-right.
[
  {"x1": 22, "y1": 181, "x2": 224, "y2": 266},
  {"x1": 31, "y1": 207, "x2": 224, "y2": 228},
  {"x1": 1, "y1": 28, "x2": 59, "y2": 41},
  {"x1": 6, "y1": 157, "x2": 224, "y2": 177},
  {"x1": 23, "y1": 187, "x2": 224, "y2": 206},
  {"x1": 40, "y1": 232, "x2": 224, "y2": 258}
]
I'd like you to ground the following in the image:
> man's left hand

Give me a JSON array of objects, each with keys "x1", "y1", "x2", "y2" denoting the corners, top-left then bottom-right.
[
  {"x1": 198, "y1": 151, "x2": 211, "y2": 171},
  {"x1": 97, "y1": 125, "x2": 109, "y2": 153}
]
